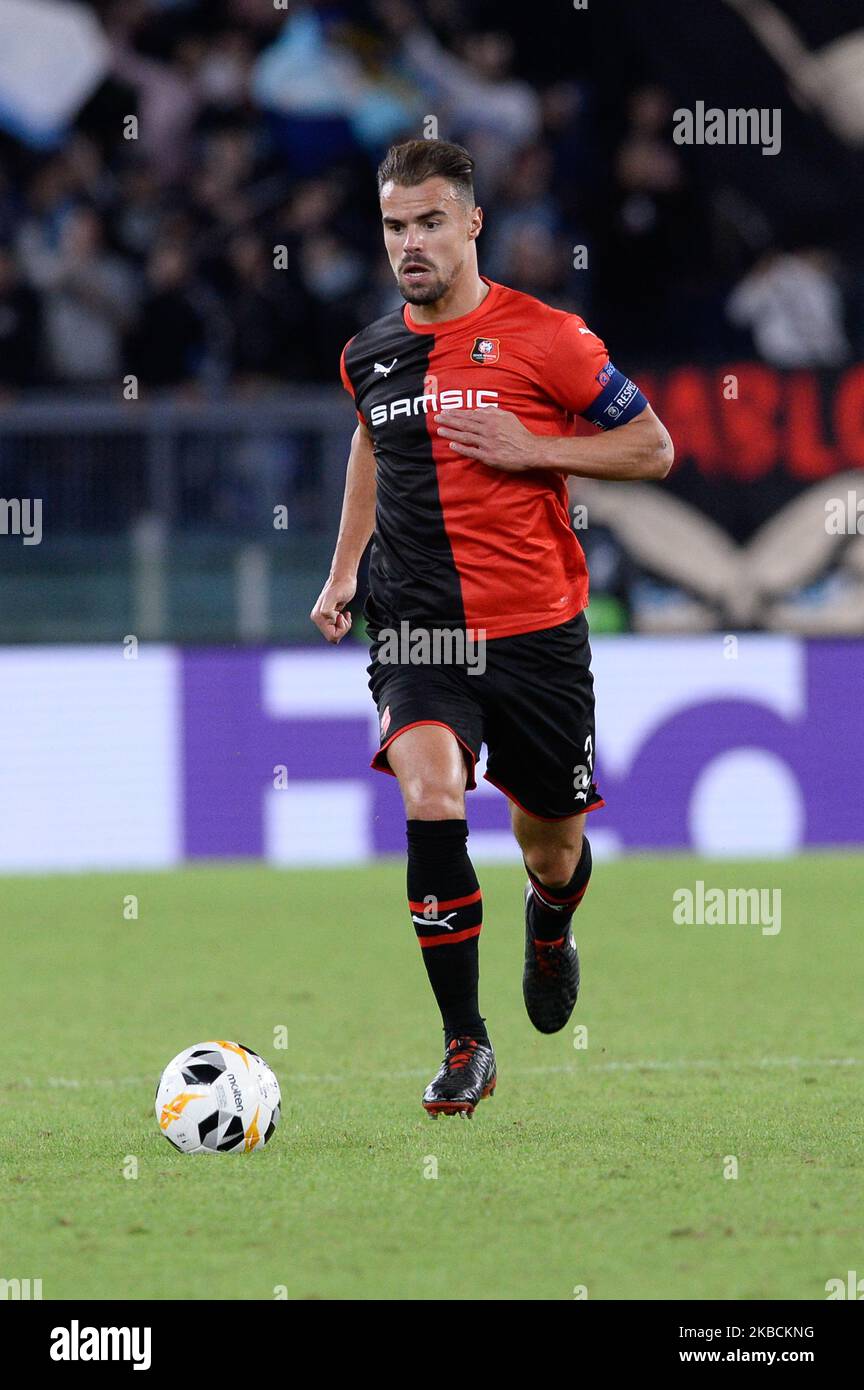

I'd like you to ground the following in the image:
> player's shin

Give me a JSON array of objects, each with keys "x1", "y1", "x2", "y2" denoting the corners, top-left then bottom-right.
[
  {"x1": 406, "y1": 819, "x2": 488, "y2": 1044},
  {"x1": 525, "y1": 835, "x2": 593, "y2": 941}
]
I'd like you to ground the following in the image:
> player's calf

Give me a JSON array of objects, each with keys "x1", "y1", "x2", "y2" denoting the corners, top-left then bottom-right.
[
  {"x1": 522, "y1": 836, "x2": 592, "y2": 1034},
  {"x1": 405, "y1": 816, "x2": 496, "y2": 1114},
  {"x1": 406, "y1": 818, "x2": 488, "y2": 1041}
]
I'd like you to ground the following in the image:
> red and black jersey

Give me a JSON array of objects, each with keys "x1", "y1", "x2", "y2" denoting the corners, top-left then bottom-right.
[{"x1": 340, "y1": 277, "x2": 648, "y2": 640}]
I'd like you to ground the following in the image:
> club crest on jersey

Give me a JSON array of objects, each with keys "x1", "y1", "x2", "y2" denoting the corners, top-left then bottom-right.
[{"x1": 470, "y1": 336, "x2": 499, "y2": 365}]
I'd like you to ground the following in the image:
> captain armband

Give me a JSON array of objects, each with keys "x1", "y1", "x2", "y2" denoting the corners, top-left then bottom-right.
[{"x1": 581, "y1": 362, "x2": 648, "y2": 430}]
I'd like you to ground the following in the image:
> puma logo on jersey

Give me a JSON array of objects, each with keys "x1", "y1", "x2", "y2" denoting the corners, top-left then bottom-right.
[
  {"x1": 411, "y1": 911, "x2": 459, "y2": 930},
  {"x1": 373, "y1": 358, "x2": 398, "y2": 376}
]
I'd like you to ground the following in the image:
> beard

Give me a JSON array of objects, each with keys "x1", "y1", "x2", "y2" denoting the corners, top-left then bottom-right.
[{"x1": 396, "y1": 260, "x2": 458, "y2": 305}]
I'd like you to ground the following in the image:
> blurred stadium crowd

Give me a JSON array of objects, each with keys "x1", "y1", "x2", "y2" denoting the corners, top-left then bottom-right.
[
  {"x1": 2, "y1": 0, "x2": 864, "y2": 642},
  {"x1": 1, "y1": 0, "x2": 862, "y2": 398}
]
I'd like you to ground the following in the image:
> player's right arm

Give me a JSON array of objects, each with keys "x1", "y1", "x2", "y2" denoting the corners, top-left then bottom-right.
[{"x1": 310, "y1": 421, "x2": 376, "y2": 644}]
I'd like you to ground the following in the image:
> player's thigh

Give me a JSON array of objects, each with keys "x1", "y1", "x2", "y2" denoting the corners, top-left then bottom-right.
[
  {"x1": 387, "y1": 724, "x2": 468, "y2": 820},
  {"x1": 366, "y1": 639, "x2": 484, "y2": 817},
  {"x1": 483, "y1": 612, "x2": 603, "y2": 821}
]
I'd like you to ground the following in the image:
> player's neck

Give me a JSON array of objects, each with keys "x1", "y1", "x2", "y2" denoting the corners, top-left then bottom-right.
[{"x1": 406, "y1": 273, "x2": 490, "y2": 326}]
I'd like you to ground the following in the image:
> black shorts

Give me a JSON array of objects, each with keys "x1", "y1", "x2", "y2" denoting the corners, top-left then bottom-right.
[{"x1": 366, "y1": 611, "x2": 605, "y2": 821}]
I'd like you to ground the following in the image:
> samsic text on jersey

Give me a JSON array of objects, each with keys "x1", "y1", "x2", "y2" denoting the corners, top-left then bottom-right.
[{"x1": 340, "y1": 277, "x2": 648, "y2": 640}]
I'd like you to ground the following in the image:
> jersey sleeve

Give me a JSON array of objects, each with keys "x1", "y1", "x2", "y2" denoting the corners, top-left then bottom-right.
[
  {"x1": 339, "y1": 339, "x2": 367, "y2": 427},
  {"x1": 542, "y1": 315, "x2": 649, "y2": 430}
]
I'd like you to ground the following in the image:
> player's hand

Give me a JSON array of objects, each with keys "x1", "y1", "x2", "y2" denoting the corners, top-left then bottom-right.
[
  {"x1": 310, "y1": 574, "x2": 356, "y2": 643},
  {"x1": 434, "y1": 408, "x2": 543, "y2": 471}
]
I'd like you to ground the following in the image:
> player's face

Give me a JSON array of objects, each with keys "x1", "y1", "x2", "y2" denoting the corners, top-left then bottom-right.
[{"x1": 380, "y1": 176, "x2": 480, "y2": 304}]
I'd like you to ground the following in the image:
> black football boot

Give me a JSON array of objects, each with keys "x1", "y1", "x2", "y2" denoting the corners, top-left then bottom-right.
[
  {"x1": 422, "y1": 1037, "x2": 497, "y2": 1117},
  {"x1": 522, "y1": 883, "x2": 580, "y2": 1033}
]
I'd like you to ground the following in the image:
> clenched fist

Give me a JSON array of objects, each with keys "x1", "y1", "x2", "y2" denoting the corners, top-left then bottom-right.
[{"x1": 310, "y1": 573, "x2": 356, "y2": 643}]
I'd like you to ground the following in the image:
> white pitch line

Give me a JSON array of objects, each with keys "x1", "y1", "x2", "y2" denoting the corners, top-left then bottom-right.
[{"x1": 10, "y1": 1057, "x2": 863, "y2": 1091}]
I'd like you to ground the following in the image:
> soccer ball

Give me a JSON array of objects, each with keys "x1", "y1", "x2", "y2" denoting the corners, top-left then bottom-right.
[{"x1": 155, "y1": 1041, "x2": 281, "y2": 1154}]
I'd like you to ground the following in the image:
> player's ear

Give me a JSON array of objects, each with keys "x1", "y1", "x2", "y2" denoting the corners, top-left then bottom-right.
[{"x1": 468, "y1": 205, "x2": 483, "y2": 241}]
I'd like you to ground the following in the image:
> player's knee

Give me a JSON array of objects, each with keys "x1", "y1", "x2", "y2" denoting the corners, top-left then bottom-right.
[
  {"x1": 401, "y1": 774, "x2": 465, "y2": 822},
  {"x1": 524, "y1": 833, "x2": 583, "y2": 887}
]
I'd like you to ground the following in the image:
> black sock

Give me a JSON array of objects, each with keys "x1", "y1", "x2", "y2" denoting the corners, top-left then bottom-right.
[
  {"x1": 526, "y1": 836, "x2": 593, "y2": 942},
  {"x1": 406, "y1": 819, "x2": 488, "y2": 1045}
]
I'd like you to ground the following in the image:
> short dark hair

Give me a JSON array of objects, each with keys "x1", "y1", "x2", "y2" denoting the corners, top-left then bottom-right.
[{"x1": 377, "y1": 139, "x2": 475, "y2": 206}]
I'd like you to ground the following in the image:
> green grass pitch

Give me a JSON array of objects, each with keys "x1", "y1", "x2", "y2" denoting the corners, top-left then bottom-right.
[{"x1": 2, "y1": 853, "x2": 862, "y2": 1301}]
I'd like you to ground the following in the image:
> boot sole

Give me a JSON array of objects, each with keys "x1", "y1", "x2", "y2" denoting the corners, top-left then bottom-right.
[{"x1": 423, "y1": 1075, "x2": 497, "y2": 1118}]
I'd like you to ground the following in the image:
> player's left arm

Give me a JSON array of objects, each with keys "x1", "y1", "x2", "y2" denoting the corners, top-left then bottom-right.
[
  {"x1": 434, "y1": 401, "x2": 672, "y2": 480},
  {"x1": 434, "y1": 315, "x2": 673, "y2": 480}
]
